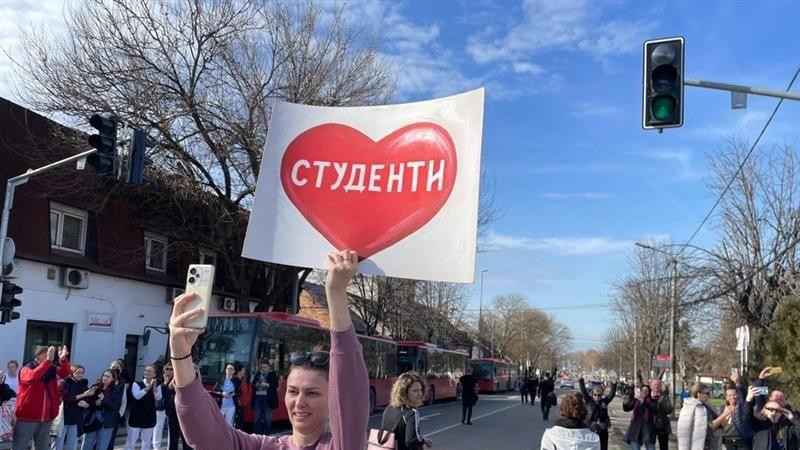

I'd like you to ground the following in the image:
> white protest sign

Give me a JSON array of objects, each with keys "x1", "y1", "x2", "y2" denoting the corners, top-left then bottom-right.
[{"x1": 242, "y1": 88, "x2": 484, "y2": 283}]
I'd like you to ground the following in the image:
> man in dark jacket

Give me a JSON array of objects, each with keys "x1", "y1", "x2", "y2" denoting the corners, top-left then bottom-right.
[
  {"x1": 250, "y1": 360, "x2": 278, "y2": 435},
  {"x1": 459, "y1": 369, "x2": 478, "y2": 424},
  {"x1": 527, "y1": 376, "x2": 539, "y2": 406},
  {"x1": 12, "y1": 345, "x2": 71, "y2": 450},
  {"x1": 650, "y1": 379, "x2": 675, "y2": 450},
  {"x1": 538, "y1": 372, "x2": 556, "y2": 421},
  {"x1": 580, "y1": 377, "x2": 617, "y2": 450},
  {"x1": 745, "y1": 388, "x2": 799, "y2": 450}
]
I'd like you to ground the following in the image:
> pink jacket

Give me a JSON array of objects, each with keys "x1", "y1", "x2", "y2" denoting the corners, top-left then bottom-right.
[{"x1": 175, "y1": 326, "x2": 368, "y2": 449}]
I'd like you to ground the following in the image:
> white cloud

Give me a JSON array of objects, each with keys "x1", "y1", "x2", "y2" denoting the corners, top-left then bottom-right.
[
  {"x1": 487, "y1": 230, "x2": 631, "y2": 255},
  {"x1": 571, "y1": 102, "x2": 621, "y2": 117},
  {"x1": 541, "y1": 192, "x2": 614, "y2": 200},
  {"x1": 639, "y1": 147, "x2": 700, "y2": 180},
  {"x1": 466, "y1": 0, "x2": 652, "y2": 66},
  {"x1": 512, "y1": 62, "x2": 545, "y2": 76}
]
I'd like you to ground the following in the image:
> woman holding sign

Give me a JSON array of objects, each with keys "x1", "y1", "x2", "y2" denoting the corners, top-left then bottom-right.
[{"x1": 168, "y1": 250, "x2": 368, "y2": 450}]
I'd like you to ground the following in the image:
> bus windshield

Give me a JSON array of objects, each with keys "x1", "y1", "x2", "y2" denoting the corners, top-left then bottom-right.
[
  {"x1": 397, "y1": 346, "x2": 418, "y2": 373},
  {"x1": 471, "y1": 361, "x2": 493, "y2": 380},
  {"x1": 194, "y1": 316, "x2": 258, "y2": 385}
]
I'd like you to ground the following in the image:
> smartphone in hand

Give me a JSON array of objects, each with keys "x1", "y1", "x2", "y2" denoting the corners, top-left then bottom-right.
[
  {"x1": 756, "y1": 386, "x2": 769, "y2": 395},
  {"x1": 183, "y1": 264, "x2": 215, "y2": 329},
  {"x1": 731, "y1": 368, "x2": 739, "y2": 377},
  {"x1": 769, "y1": 367, "x2": 782, "y2": 375}
]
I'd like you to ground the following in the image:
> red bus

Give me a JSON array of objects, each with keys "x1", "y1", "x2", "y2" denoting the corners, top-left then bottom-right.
[
  {"x1": 471, "y1": 358, "x2": 519, "y2": 393},
  {"x1": 396, "y1": 341, "x2": 471, "y2": 404},
  {"x1": 193, "y1": 312, "x2": 397, "y2": 423}
]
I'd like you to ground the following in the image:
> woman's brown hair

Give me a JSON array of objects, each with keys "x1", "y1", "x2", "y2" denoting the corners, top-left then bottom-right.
[
  {"x1": 390, "y1": 372, "x2": 426, "y2": 408},
  {"x1": 560, "y1": 392, "x2": 588, "y2": 421}
]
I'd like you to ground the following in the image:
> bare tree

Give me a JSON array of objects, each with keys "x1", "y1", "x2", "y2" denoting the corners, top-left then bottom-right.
[
  {"x1": 703, "y1": 139, "x2": 800, "y2": 373},
  {"x1": 9, "y1": 0, "x2": 395, "y2": 310}
]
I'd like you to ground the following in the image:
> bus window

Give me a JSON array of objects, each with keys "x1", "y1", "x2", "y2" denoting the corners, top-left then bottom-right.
[{"x1": 196, "y1": 317, "x2": 257, "y2": 385}]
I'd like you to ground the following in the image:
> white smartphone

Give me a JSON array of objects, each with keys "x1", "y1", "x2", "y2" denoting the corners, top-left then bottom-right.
[{"x1": 183, "y1": 264, "x2": 215, "y2": 329}]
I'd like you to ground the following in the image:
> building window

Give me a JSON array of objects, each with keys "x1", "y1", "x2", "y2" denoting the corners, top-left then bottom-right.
[
  {"x1": 24, "y1": 320, "x2": 73, "y2": 365},
  {"x1": 199, "y1": 249, "x2": 217, "y2": 266},
  {"x1": 145, "y1": 232, "x2": 168, "y2": 272},
  {"x1": 49, "y1": 203, "x2": 87, "y2": 254}
]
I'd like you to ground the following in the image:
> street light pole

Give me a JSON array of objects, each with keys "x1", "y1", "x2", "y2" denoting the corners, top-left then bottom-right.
[{"x1": 478, "y1": 269, "x2": 488, "y2": 357}]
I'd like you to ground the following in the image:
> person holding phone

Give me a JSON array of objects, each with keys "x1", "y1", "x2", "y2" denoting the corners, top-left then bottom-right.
[
  {"x1": 580, "y1": 376, "x2": 617, "y2": 450},
  {"x1": 168, "y1": 250, "x2": 369, "y2": 450},
  {"x1": 745, "y1": 385, "x2": 800, "y2": 450}
]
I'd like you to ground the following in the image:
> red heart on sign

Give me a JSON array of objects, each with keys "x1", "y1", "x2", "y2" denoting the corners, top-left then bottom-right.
[{"x1": 280, "y1": 122, "x2": 457, "y2": 258}]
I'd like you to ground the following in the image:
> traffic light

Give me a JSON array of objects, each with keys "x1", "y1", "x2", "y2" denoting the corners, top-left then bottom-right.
[
  {"x1": 86, "y1": 114, "x2": 119, "y2": 177},
  {"x1": 127, "y1": 129, "x2": 152, "y2": 185},
  {"x1": 0, "y1": 280, "x2": 22, "y2": 324},
  {"x1": 643, "y1": 37, "x2": 684, "y2": 130}
]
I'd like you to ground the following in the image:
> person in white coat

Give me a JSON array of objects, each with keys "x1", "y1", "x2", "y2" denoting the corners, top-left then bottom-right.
[
  {"x1": 541, "y1": 392, "x2": 601, "y2": 450},
  {"x1": 678, "y1": 382, "x2": 721, "y2": 450}
]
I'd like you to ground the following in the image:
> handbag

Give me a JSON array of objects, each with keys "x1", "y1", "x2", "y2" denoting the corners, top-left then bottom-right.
[
  {"x1": 83, "y1": 409, "x2": 104, "y2": 434},
  {"x1": 367, "y1": 412, "x2": 406, "y2": 450},
  {"x1": 548, "y1": 392, "x2": 557, "y2": 406}
]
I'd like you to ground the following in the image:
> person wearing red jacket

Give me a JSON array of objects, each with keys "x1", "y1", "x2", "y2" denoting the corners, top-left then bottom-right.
[{"x1": 12, "y1": 345, "x2": 71, "y2": 450}]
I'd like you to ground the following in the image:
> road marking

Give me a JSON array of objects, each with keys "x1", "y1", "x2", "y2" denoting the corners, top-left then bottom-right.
[
  {"x1": 420, "y1": 413, "x2": 441, "y2": 421},
  {"x1": 425, "y1": 403, "x2": 521, "y2": 437}
]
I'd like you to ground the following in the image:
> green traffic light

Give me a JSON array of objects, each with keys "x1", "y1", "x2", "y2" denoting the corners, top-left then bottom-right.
[{"x1": 652, "y1": 96, "x2": 676, "y2": 121}]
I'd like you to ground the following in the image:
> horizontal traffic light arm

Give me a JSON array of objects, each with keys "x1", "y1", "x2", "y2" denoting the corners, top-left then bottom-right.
[
  {"x1": 685, "y1": 78, "x2": 800, "y2": 102},
  {"x1": 0, "y1": 148, "x2": 98, "y2": 277}
]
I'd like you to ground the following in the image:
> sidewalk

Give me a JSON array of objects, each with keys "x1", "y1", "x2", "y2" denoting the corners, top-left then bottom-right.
[{"x1": 607, "y1": 397, "x2": 679, "y2": 450}]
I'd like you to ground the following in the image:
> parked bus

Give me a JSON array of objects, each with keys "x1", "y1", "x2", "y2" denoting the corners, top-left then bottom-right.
[
  {"x1": 396, "y1": 341, "x2": 470, "y2": 404},
  {"x1": 471, "y1": 358, "x2": 519, "y2": 393},
  {"x1": 193, "y1": 312, "x2": 397, "y2": 423}
]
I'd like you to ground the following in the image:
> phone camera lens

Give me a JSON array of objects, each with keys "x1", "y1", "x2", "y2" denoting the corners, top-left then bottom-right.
[
  {"x1": 188, "y1": 276, "x2": 195, "y2": 284},
  {"x1": 190, "y1": 268, "x2": 197, "y2": 275}
]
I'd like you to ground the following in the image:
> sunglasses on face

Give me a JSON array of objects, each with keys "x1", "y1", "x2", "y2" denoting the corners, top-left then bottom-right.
[
  {"x1": 290, "y1": 351, "x2": 330, "y2": 367},
  {"x1": 701, "y1": 391, "x2": 711, "y2": 395}
]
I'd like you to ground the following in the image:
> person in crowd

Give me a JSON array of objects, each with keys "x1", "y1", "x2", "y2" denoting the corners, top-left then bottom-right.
[
  {"x1": 169, "y1": 249, "x2": 369, "y2": 449},
  {"x1": 580, "y1": 377, "x2": 617, "y2": 450},
  {"x1": 713, "y1": 372, "x2": 753, "y2": 450},
  {"x1": 213, "y1": 363, "x2": 242, "y2": 426},
  {"x1": 541, "y1": 392, "x2": 600, "y2": 450},
  {"x1": 678, "y1": 382, "x2": 720, "y2": 450},
  {"x1": 528, "y1": 375, "x2": 540, "y2": 406},
  {"x1": 12, "y1": 345, "x2": 71, "y2": 450},
  {"x1": 539, "y1": 372, "x2": 556, "y2": 421},
  {"x1": 162, "y1": 362, "x2": 193, "y2": 450},
  {"x1": 650, "y1": 379, "x2": 675, "y2": 450},
  {"x1": 53, "y1": 365, "x2": 94, "y2": 450},
  {"x1": 745, "y1": 385, "x2": 799, "y2": 450},
  {"x1": 380, "y1": 371, "x2": 433, "y2": 450},
  {"x1": 624, "y1": 384, "x2": 658, "y2": 450},
  {"x1": 754, "y1": 367, "x2": 795, "y2": 414},
  {"x1": 125, "y1": 364, "x2": 163, "y2": 450},
  {"x1": 81, "y1": 369, "x2": 123, "y2": 450},
  {"x1": 235, "y1": 363, "x2": 252, "y2": 431},
  {"x1": 250, "y1": 360, "x2": 278, "y2": 434},
  {"x1": 153, "y1": 359, "x2": 169, "y2": 450},
  {"x1": 4, "y1": 361, "x2": 19, "y2": 395},
  {"x1": 106, "y1": 360, "x2": 129, "y2": 450},
  {"x1": 459, "y1": 367, "x2": 478, "y2": 425},
  {"x1": 519, "y1": 374, "x2": 530, "y2": 404},
  {"x1": 1, "y1": 369, "x2": 16, "y2": 443}
]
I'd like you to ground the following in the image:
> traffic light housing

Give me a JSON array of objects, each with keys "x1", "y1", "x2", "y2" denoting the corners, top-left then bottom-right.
[
  {"x1": 643, "y1": 37, "x2": 684, "y2": 130},
  {"x1": 128, "y1": 129, "x2": 152, "y2": 185},
  {"x1": 0, "y1": 281, "x2": 23, "y2": 324},
  {"x1": 87, "y1": 114, "x2": 119, "y2": 177}
]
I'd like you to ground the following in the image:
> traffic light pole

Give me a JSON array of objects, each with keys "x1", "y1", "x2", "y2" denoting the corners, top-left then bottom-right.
[
  {"x1": 0, "y1": 149, "x2": 97, "y2": 272},
  {"x1": 685, "y1": 78, "x2": 800, "y2": 101}
]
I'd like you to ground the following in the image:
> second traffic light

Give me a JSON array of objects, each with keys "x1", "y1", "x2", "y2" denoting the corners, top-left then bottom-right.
[
  {"x1": 643, "y1": 37, "x2": 684, "y2": 130},
  {"x1": 127, "y1": 129, "x2": 152, "y2": 185},
  {"x1": 87, "y1": 114, "x2": 119, "y2": 177},
  {"x1": 0, "y1": 280, "x2": 23, "y2": 324}
]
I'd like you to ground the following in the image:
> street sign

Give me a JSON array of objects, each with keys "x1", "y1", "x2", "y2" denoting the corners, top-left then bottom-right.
[
  {"x1": 735, "y1": 325, "x2": 750, "y2": 350},
  {"x1": 653, "y1": 354, "x2": 671, "y2": 368},
  {"x1": 732, "y1": 91, "x2": 747, "y2": 109}
]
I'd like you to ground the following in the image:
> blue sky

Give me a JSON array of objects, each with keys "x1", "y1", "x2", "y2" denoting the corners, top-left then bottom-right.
[{"x1": 2, "y1": 0, "x2": 799, "y2": 350}]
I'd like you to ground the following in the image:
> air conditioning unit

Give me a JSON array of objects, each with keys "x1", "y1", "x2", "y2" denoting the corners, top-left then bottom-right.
[
  {"x1": 60, "y1": 267, "x2": 89, "y2": 289},
  {"x1": 166, "y1": 287, "x2": 185, "y2": 304},
  {"x1": 221, "y1": 297, "x2": 237, "y2": 312}
]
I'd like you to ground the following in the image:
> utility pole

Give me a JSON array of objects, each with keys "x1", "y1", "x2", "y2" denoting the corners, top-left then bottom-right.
[
  {"x1": 478, "y1": 269, "x2": 488, "y2": 357},
  {"x1": 633, "y1": 315, "x2": 638, "y2": 382},
  {"x1": 669, "y1": 257, "x2": 678, "y2": 416}
]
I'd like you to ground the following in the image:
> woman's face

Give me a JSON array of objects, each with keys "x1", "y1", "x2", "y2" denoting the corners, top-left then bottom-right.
[
  {"x1": 285, "y1": 368, "x2": 329, "y2": 436},
  {"x1": 143, "y1": 366, "x2": 155, "y2": 381},
  {"x1": 762, "y1": 401, "x2": 783, "y2": 423},
  {"x1": 72, "y1": 367, "x2": 84, "y2": 381},
  {"x1": 408, "y1": 381, "x2": 424, "y2": 407},
  {"x1": 101, "y1": 371, "x2": 113, "y2": 386},
  {"x1": 225, "y1": 365, "x2": 236, "y2": 378}
]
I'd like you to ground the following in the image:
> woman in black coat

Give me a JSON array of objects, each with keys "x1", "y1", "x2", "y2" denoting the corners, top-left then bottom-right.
[
  {"x1": 380, "y1": 372, "x2": 432, "y2": 450},
  {"x1": 624, "y1": 385, "x2": 658, "y2": 450},
  {"x1": 459, "y1": 369, "x2": 478, "y2": 425},
  {"x1": 746, "y1": 387, "x2": 800, "y2": 450}
]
